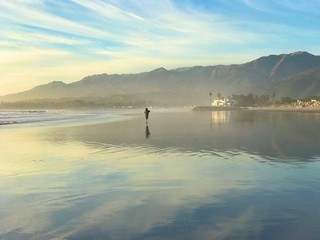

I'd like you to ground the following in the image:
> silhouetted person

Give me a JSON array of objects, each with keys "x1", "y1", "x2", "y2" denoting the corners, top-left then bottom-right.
[
  {"x1": 144, "y1": 108, "x2": 150, "y2": 123},
  {"x1": 145, "y1": 124, "x2": 151, "y2": 138}
]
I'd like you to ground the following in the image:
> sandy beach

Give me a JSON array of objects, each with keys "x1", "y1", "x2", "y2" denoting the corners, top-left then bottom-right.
[
  {"x1": 246, "y1": 105, "x2": 320, "y2": 113},
  {"x1": 193, "y1": 105, "x2": 320, "y2": 113}
]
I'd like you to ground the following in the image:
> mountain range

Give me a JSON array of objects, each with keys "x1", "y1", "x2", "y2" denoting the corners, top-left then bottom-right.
[{"x1": 1, "y1": 51, "x2": 320, "y2": 106}]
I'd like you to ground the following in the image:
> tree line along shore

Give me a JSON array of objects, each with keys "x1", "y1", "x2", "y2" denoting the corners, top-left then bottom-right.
[
  {"x1": 0, "y1": 93, "x2": 319, "y2": 110},
  {"x1": 195, "y1": 93, "x2": 320, "y2": 112}
]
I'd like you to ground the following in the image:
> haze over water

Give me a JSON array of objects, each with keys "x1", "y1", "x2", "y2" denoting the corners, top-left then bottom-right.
[{"x1": 1, "y1": 109, "x2": 320, "y2": 239}]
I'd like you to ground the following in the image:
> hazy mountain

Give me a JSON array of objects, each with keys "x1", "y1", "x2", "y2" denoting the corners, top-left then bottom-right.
[
  {"x1": 1, "y1": 51, "x2": 320, "y2": 105},
  {"x1": 272, "y1": 66, "x2": 320, "y2": 97}
]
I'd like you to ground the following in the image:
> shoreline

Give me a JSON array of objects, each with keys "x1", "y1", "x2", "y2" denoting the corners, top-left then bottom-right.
[
  {"x1": 245, "y1": 106, "x2": 320, "y2": 113},
  {"x1": 192, "y1": 106, "x2": 241, "y2": 111},
  {"x1": 192, "y1": 105, "x2": 320, "y2": 113}
]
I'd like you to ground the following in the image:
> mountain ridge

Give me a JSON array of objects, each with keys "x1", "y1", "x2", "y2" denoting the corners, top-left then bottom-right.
[{"x1": 1, "y1": 51, "x2": 320, "y2": 105}]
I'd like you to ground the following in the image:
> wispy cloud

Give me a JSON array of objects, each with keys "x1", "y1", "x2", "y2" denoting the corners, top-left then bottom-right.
[
  {"x1": 71, "y1": 0, "x2": 146, "y2": 22},
  {"x1": 241, "y1": 0, "x2": 320, "y2": 14},
  {"x1": 0, "y1": 0, "x2": 319, "y2": 95}
]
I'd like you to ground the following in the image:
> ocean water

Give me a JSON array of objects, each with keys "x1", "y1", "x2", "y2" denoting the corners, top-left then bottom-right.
[{"x1": 0, "y1": 109, "x2": 320, "y2": 240}]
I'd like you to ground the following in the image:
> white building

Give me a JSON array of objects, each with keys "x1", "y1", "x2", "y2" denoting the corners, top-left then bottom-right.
[{"x1": 212, "y1": 98, "x2": 237, "y2": 107}]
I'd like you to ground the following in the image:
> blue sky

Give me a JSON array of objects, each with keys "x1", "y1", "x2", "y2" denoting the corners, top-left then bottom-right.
[{"x1": 0, "y1": 0, "x2": 319, "y2": 95}]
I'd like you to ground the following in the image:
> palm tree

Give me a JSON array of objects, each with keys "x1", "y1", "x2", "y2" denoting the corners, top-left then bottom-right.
[{"x1": 209, "y1": 92, "x2": 212, "y2": 105}]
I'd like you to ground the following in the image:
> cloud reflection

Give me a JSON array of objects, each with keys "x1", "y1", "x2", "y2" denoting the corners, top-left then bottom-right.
[{"x1": 1, "y1": 110, "x2": 320, "y2": 239}]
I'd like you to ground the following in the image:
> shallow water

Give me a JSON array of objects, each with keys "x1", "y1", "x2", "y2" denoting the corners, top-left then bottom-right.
[{"x1": 0, "y1": 109, "x2": 320, "y2": 239}]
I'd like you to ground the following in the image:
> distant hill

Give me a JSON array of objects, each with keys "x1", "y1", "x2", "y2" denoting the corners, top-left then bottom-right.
[
  {"x1": 272, "y1": 66, "x2": 320, "y2": 97},
  {"x1": 1, "y1": 51, "x2": 320, "y2": 105}
]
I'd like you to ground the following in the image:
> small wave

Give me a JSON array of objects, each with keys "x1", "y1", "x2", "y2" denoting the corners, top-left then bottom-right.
[
  {"x1": 0, "y1": 110, "x2": 93, "y2": 126},
  {"x1": 0, "y1": 109, "x2": 136, "y2": 127},
  {"x1": 0, "y1": 121, "x2": 18, "y2": 125}
]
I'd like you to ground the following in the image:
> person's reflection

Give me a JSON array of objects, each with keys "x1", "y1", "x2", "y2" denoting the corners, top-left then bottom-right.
[{"x1": 145, "y1": 124, "x2": 151, "y2": 138}]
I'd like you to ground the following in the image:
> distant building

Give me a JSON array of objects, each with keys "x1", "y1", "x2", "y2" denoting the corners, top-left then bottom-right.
[{"x1": 211, "y1": 98, "x2": 237, "y2": 107}]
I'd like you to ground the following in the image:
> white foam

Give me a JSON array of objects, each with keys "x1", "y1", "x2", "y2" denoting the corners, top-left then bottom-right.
[{"x1": 0, "y1": 109, "x2": 135, "y2": 127}]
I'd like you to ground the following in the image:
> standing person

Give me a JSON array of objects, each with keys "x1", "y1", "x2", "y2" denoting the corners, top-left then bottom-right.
[{"x1": 144, "y1": 108, "x2": 150, "y2": 123}]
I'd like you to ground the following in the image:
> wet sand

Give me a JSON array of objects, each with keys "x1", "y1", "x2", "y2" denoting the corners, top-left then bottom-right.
[{"x1": 1, "y1": 109, "x2": 320, "y2": 240}]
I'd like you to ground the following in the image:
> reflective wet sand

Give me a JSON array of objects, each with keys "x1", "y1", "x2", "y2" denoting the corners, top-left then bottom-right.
[{"x1": 1, "y1": 110, "x2": 320, "y2": 239}]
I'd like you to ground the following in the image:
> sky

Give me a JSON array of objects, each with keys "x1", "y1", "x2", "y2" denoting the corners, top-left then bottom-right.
[{"x1": 0, "y1": 0, "x2": 320, "y2": 96}]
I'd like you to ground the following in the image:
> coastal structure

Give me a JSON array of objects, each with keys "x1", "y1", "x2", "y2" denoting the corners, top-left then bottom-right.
[{"x1": 211, "y1": 98, "x2": 237, "y2": 107}]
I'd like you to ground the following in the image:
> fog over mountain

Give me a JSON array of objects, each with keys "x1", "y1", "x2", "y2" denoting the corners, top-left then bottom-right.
[{"x1": 2, "y1": 51, "x2": 320, "y2": 106}]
